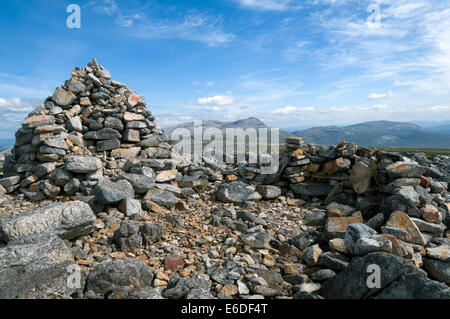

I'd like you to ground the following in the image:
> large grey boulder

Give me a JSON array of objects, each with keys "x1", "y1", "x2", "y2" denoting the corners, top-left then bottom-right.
[
  {"x1": 121, "y1": 173, "x2": 155, "y2": 194},
  {"x1": 94, "y1": 179, "x2": 135, "y2": 205},
  {"x1": 113, "y1": 220, "x2": 143, "y2": 253},
  {"x1": 0, "y1": 233, "x2": 78, "y2": 299},
  {"x1": 319, "y1": 252, "x2": 450, "y2": 299},
  {"x1": 215, "y1": 181, "x2": 262, "y2": 204},
  {"x1": 0, "y1": 201, "x2": 96, "y2": 243},
  {"x1": 144, "y1": 187, "x2": 178, "y2": 208},
  {"x1": 85, "y1": 258, "x2": 154, "y2": 297},
  {"x1": 140, "y1": 223, "x2": 164, "y2": 245}
]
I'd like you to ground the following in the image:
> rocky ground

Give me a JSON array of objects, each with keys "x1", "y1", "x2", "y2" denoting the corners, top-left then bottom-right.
[
  {"x1": 0, "y1": 155, "x2": 449, "y2": 299},
  {"x1": 0, "y1": 59, "x2": 448, "y2": 299}
]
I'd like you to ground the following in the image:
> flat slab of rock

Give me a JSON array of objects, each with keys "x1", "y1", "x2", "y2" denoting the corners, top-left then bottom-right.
[
  {"x1": 23, "y1": 115, "x2": 55, "y2": 128},
  {"x1": 385, "y1": 161, "x2": 427, "y2": 179},
  {"x1": 290, "y1": 182, "x2": 333, "y2": 197},
  {"x1": 65, "y1": 156, "x2": 102, "y2": 173},
  {"x1": 0, "y1": 201, "x2": 96, "y2": 243},
  {"x1": 111, "y1": 147, "x2": 141, "y2": 159},
  {"x1": 155, "y1": 170, "x2": 178, "y2": 183},
  {"x1": 0, "y1": 233, "x2": 77, "y2": 299},
  {"x1": 326, "y1": 216, "x2": 364, "y2": 239},
  {"x1": 426, "y1": 243, "x2": 450, "y2": 262}
]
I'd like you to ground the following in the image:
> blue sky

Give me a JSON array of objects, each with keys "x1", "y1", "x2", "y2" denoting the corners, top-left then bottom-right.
[{"x1": 0, "y1": 0, "x2": 450, "y2": 139}]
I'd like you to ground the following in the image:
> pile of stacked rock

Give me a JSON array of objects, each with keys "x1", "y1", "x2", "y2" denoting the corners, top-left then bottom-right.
[
  {"x1": 214, "y1": 137, "x2": 449, "y2": 292},
  {"x1": 1, "y1": 58, "x2": 177, "y2": 203}
]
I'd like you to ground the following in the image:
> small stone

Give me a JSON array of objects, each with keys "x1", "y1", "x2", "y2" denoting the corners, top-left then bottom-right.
[
  {"x1": 111, "y1": 147, "x2": 141, "y2": 159},
  {"x1": 329, "y1": 238, "x2": 348, "y2": 254},
  {"x1": 124, "y1": 111, "x2": 144, "y2": 122},
  {"x1": 256, "y1": 185, "x2": 281, "y2": 200},
  {"x1": 164, "y1": 256, "x2": 185, "y2": 271},
  {"x1": 80, "y1": 97, "x2": 91, "y2": 106},
  {"x1": 67, "y1": 116, "x2": 83, "y2": 132},
  {"x1": 155, "y1": 170, "x2": 178, "y2": 183},
  {"x1": 123, "y1": 129, "x2": 140, "y2": 142},
  {"x1": 349, "y1": 160, "x2": 373, "y2": 194},
  {"x1": 301, "y1": 244, "x2": 323, "y2": 266},
  {"x1": 221, "y1": 284, "x2": 238, "y2": 296},
  {"x1": 112, "y1": 220, "x2": 142, "y2": 253},
  {"x1": 385, "y1": 161, "x2": 427, "y2": 179},
  {"x1": 323, "y1": 157, "x2": 351, "y2": 175},
  {"x1": 237, "y1": 280, "x2": 249, "y2": 295},
  {"x1": 421, "y1": 204, "x2": 440, "y2": 223},
  {"x1": 127, "y1": 95, "x2": 140, "y2": 108},
  {"x1": 52, "y1": 87, "x2": 77, "y2": 106},
  {"x1": 118, "y1": 198, "x2": 142, "y2": 217}
]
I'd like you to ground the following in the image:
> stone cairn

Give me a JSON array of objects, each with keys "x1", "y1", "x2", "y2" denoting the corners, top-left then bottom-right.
[{"x1": 1, "y1": 58, "x2": 185, "y2": 205}]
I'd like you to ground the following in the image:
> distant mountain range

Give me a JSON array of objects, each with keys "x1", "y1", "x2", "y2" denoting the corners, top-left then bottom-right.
[
  {"x1": 292, "y1": 121, "x2": 450, "y2": 148},
  {"x1": 164, "y1": 118, "x2": 450, "y2": 149},
  {"x1": 1, "y1": 118, "x2": 449, "y2": 151},
  {"x1": 164, "y1": 117, "x2": 293, "y2": 145}
]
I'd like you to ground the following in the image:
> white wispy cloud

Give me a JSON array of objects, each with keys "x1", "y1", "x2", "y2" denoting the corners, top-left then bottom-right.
[
  {"x1": 87, "y1": 0, "x2": 234, "y2": 46},
  {"x1": 427, "y1": 105, "x2": 450, "y2": 111},
  {"x1": 232, "y1": 0, "x2": 302, "y2": 11},
  {"x1": 272, "y1": 105, "x2": 315, "y2": 115},
  {"x1": 0, "y1": 97, "x2": 40, "y2": 113},
  {"x1": 196, "y1": 95, "x2": 235, "y2": 106},
  {"x1": 367, "y1": 91, "x2": 392, "y2": 100}
]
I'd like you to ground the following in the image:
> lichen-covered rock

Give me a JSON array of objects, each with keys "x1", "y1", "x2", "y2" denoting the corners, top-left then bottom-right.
[
  {"x1": 65, "y1": 156, "x2": 102, "y2": 173},
  {"x1": 86, "y1": 258, "x2": 154, "y2": 297},
  {"x1": 94, "y1": 180, "x2": 134, "y2": 205},
  {"x1": 0, "y1": 233, "x2": 78, "y2": 299},
  {"x1": 0, "y1": 201, "x2": 96, "y2": 243}
]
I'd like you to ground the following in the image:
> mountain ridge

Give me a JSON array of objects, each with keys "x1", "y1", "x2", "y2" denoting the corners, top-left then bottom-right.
[
  {"x1": 292, "y1": 120, "x2": 450, "y2": 148},
  {"x1": 164, "y1": 118, "x2": 450, "y2": 149}
]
